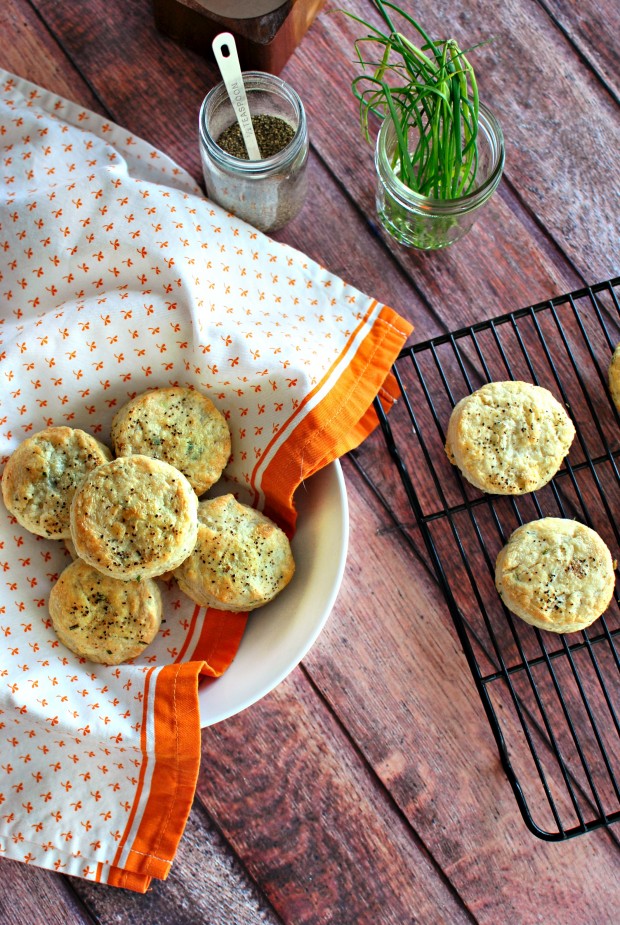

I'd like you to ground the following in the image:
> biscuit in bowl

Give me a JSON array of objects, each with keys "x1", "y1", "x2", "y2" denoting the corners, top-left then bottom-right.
[
  {"x1": 174, "y1": 494, "x2": 295, "y2": 612},
  {"x1": 49, "y1": 558, "x2": 162, "y2": 664},
  {"x1": 111, "y1": 386, "x2": 231, "y2": 495},
  {"x1": 70, "y1": 454, "x2": 198, "y2": 581},
  {"x1": 445, "y1": 380, "x2": 575, "y2": 494},
  {"x1": 1, "y1": 426, "x2": 112, "y2": 539},
  {"x1": 495, "y1": 517, "x2": 615, "y2": 634},
  {"x1": 608, "y1": 344, "x2": 620, "y2": 412}
]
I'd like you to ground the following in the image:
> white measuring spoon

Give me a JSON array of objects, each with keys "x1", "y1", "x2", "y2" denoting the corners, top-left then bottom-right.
[{"x1": 212, "y1": 32, "x2": 262, "y2": 161}]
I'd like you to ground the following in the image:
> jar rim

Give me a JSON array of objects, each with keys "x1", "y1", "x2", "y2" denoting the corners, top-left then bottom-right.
[
  {"x1": 199, "y1": 71, "x2": 307, "y2": 174},
  {"x1": 375, "y1": 101, "x2": 505, "y2": 212}
]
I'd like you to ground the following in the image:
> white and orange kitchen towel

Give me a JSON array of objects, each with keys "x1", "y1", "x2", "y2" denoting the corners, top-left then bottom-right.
[{"x1": 0, "y1": 69, "x2": 412, "y2": 891}]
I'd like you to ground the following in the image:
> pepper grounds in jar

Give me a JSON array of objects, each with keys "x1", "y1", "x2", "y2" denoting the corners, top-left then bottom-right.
[{"x1": 217, "y1": 114, "x2": 295, "y2": 160}]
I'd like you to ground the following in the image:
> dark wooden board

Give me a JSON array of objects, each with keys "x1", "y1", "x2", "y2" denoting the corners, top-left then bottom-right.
[
  {"x1": 0, "y1": 856, "x2": 94, "y2": 925},
  {"x1": 198, "y1": 665, "x2": 473, "y2": 925},
  {"x1": 2, "y1": 0, "x2": 620, "y2": 922},
  {"x1": 542, "y1": 0, "x2": 620, "y2": 98}
]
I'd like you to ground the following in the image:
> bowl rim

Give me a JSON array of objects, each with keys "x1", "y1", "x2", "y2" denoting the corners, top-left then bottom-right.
[{"x1": 199, "y1": 459, "x2": 349, "y2": 726}]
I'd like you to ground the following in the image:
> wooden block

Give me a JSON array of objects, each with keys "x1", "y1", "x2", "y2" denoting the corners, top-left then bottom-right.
[{"x1": 152, "y1": 0, "x2": 326, "y2": 73}]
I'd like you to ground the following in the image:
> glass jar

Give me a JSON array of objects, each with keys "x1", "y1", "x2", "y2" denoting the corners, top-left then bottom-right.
[
  {"x1": 375, "y1": 102, "x2": 505, "y2": 250},
  {"x1": 198, "y1": 71, "x2": 308, "y2": 233}
]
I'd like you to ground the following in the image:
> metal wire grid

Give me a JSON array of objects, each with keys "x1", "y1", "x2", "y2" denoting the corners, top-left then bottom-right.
[{"x1": 374, "y1": 277, "x2": 620, "y2": 840}]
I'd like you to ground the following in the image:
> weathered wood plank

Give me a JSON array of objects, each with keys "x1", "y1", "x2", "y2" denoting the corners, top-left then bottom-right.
[
  {"x1": 541, "y1": 0, "x2": 620, "y2": 98},
  {"x1": 69, "y1": 801, "x2": 284, "y2": 925},
  {"x1": 198, "y1": 666, "x2": 475, "y2": 925},
  {"x1": 298, "y1": 457, "x2": 620, "y2": 924},
  {"x1": 0, "y1": 0, "x2": 103, "y2": 112},
  {"x1": 0, "y1": 857, "x2": 94, "y2": 925}
]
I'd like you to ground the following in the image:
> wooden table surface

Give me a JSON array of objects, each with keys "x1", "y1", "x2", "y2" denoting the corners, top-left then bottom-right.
[{"x1": 1, "y1": 0, "x2": 619, "y2": 922}]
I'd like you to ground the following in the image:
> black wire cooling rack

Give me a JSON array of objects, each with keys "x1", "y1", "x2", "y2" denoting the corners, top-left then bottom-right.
[{"x1": 374, "y1": 276, "x2": 620, "y2": 840}]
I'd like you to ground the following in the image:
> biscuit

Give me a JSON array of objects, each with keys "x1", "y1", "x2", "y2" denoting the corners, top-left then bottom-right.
[
  {"x1": 70, "y1": 454, "x2": 198, "y2": 581},
  {"x1": 495, "y1": 517, "x2": 615, "y2": 634},
  {"x1": 1, "y1": 426, "x2": 112, "y2": 539},
  {"x1": 49, "y1": 558, "x2": 162, "y2": 664},
  {"x1": 111, "y1": 386, "x2": 231, "y2": 495},
  {"x1": 608, "y1": 344, "x2": 620, "y2": 412},
  {"x1": 445, "y1": 380, "x2": 575, "y2": 494},
  {"x1": 174, "y1": 494, "x2": 295, "y2": 611}
]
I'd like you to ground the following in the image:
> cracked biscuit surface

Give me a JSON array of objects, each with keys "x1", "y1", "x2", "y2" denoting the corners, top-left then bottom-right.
[
  {"x1": 174, "y1": 494, "x2": 295, "y2": 612},
  {"x1": 495, "y1": 517, "x2": 615, "y2": 634},
  {"x1": 70, "y1": 454, "x2": 198, "y2": 581},
  {"x1": 1, "y1": 426, "x2": 112, "y2": 539},
  {"x1": 49, "y1": 558, "x2": 162, "y2": 664},
  {"x1": 445, "y1": 380, "x2": 575, "y2": 494},
  {"x1": 111, "y1": 386, "x2": 231, "y2": 495}
]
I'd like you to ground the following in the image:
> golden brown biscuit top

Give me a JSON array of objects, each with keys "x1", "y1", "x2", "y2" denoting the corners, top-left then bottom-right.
[
  {"x1": 445, "y1": 380, "x2": 575, "y2": 494},
  {"x1": 1, "y1": 426, "x2": 112, "y2": 538},
  {"x1": 70, "y1": 454, "x2": 198, "y2": 580},
  {"x1": 111, "y1": 386, "x2": 231, "y2": 495},
  {"x1": 49, "y1": 558, "x2": 162, "y2": 665},
  {"x1": 495, "y1": 517, "x2": 615, "y2": 633},
  {"x1": 174, "y1": 493, "x2": 295, "y2": 611}
]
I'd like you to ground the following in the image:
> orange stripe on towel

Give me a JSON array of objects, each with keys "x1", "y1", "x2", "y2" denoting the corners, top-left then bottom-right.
[
  {"x1": 175, "y1": 604, "x2": 203, "y2": 664},
  {"x1": 261, "y1": 304, "x2": 412, "y2": 530},
  {"x1": 105, "y1": 665, "x2": 156, "y2": 891},
  {"x1": 190, "y1": 606, "x2": 248, "y2": 677},
  {"x1": 248, "y1": 299, "x2": 380, "y2": 510},
  {"x1": 99, "y1": 305, "x2": 410, "y2": 893},
  {"x1": 107, "y1": 662, "x2": 204, "y2": 889}
]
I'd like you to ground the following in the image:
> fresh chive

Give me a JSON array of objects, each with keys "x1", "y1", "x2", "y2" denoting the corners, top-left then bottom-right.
[{"x1": 342, "y1": 0, "x2": 487, "y2": 199}]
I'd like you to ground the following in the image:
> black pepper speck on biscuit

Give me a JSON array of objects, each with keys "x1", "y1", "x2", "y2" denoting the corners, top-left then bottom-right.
[
  {"x1": 174, "y1": 494, "x2": 295, "y2": 612},
  {"x1": 49, "y1": 558, "x2": 162, "y2": 664},
  {"x1": 495, "y1": 517, "x2": 615, "y2": 633},
  {"x1": 445, "y1": 381, "x2": 575, "y2": 495},
  {"x1": 1, "y1": 426, "x2": 112, "y2": 538},
  {"x1": 70, "y1": 454, "x2": 198, "y2": 581},
  {"x1": 111, "y1": 386, "x2": 231, "y2": 496}
]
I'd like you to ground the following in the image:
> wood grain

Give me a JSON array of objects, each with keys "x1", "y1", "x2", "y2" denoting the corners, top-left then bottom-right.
[
  {"x1": 198, "y1": 668, "x2": 474, "y2": 925},
  {"x1": 302, "y1": 458, "x2": 620, "y2": 924},
  {"x1": 0, "y1": 0, "x2": 103, "y2": 113},
  {"x1": 543, "y1": 0, "x2": 620, "y2": 98},
  {"x1": 0, "y1": 856, "x2": 93, "y2": 925},
  {"x1": 2, "y1": 0, "x2": 620, "y2": 922},
  {"x1": 69, "y1": 801, "x2": 284, "y2": 925}
]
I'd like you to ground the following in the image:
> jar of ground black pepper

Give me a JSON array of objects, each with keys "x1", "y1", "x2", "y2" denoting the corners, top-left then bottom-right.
[{"x1": 198, "y1": 71, "x2": 308, "y2": 233}]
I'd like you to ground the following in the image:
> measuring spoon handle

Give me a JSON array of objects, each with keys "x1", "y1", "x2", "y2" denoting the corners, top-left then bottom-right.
[{"x1": 212, "y1": 32, "x2": 262, "y2": 161}]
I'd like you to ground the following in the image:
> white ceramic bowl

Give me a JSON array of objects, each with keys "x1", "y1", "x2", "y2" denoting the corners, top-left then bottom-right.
[{"x1": 199, "y1": 460, "x2": 349, "y2": 726}]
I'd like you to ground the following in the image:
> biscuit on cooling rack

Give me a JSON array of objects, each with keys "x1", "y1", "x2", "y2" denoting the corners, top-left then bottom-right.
[
  {"x1": 495, "y1": 517, "x2": 615, "y2": 634},
  {"x1": 111, "y1": 386, "x2": 231, "y2": 495},
  {"x1": 70, "y1": 454, "x2": 198, "y2": 581},
  {"x1": 445, "y1": 380, "x2": 575, "y2": 494},
  {"x1": 174, "y1": 494, "x2": 295, "y2": 612},
  {"x1": 49, "y1": 558, "x2": 162, "y2": 664},
  {"x1": 608, "y1": 344, "x2": 620, "y2": 412},
  {"x1": 1, "y1": 426, "x2": 112, "y2": 539}
]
